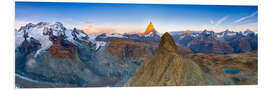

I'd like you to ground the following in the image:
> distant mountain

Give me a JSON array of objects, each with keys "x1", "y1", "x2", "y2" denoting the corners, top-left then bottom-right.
[
  {"x1": 120, "y1": 21, "x2": 161, "y2": 43},
  {"x1": 122, "y1": 32, "x2": 160, "y2": 43},
  {"x1": 15, "y1": 22, "x2": 136, "y2": 87},
  {"x1": 124, "y1": 32, "x2": 208, "y2": 86},
  {"x1": 142, "y1": 21, "x2": 157, "y2": 34},
  {"x1": 170, "y1": 29, "x2": 257, "y2": 54},
  {"x1": 15, "y1": 22, "x2": 112, "y2": 86}
]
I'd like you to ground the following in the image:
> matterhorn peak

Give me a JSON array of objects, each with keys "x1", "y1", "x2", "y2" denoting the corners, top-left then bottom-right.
[
  {"x1": 184, "y1": 30, "x2": 192, "y2": 34},
  {"x1": 143, "y1": 21, "x2": 157, "y2": 34}
]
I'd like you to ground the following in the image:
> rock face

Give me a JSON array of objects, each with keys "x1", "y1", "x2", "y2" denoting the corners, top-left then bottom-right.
[
  {"x1": 124, "y1": 32, "x2": 208, "y2": 86},
  {"x1": 49, "y1": 36, "x2": 78, "y2": 59},
  {"x1": 15, "y1": 37, "x2": 41, "y2": 72}
]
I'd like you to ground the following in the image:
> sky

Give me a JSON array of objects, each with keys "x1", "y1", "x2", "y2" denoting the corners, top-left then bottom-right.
[{"x1": 15, "y1": 2, "x2": 258, "y2": 34}]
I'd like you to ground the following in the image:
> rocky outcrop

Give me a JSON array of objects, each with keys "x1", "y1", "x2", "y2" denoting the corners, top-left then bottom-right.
[
  {"x1": 49, "y1": 36, "x2": 78, "y2": 59},
  {"x1": 15, "y1": 37, "x2": 41, "y2": 72},
  {"x1": 124, "y1": 32, "x2": 208, "y2": 86}
]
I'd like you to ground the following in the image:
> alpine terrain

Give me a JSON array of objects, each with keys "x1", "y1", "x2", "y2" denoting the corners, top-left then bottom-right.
[
  {"x1": 124, "y1": 32, "x2": 208, "y2": 86},
  {"x1": 15, "y1": 21, "x2": 257, "y2": 88}
]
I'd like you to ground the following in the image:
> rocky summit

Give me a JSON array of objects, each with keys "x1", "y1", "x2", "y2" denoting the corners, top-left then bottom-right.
[
  {"x1": 124, "y1": 32, "x2": 208, "y2": 86},
  {"x1": 143, "y1": 21, "x2": 157, "y2": 34}
]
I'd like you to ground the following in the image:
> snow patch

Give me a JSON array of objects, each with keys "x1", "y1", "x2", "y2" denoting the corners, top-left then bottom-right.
[
  {"x1": 24, "y1": 25, "x2": 53, "y2": 57},
  {"x1": 216, "y1": 33, "x2": 224, "y2": 38},
  {"x1": 95, "y1": 41, "x2": 107, "y2": 50},
  {"x1": 179, "y1": 35, "x2": 185, "y2": 39},
  {"x1": 15, "y1": 30, "x2": 24, "y2": 47},
  {"x1": 191, "y1": 34, "x2": 199, "y2": 37},
  {"x1": 106, "y1": 33, "x2": 127, "y2": 38},
  {"x1": 144, "y1": 32, "x2": 161, "y2": 37},
  {"x1": 88, "y1": 34, "x2": 98, "y2": 42},
  {"x1": 226, "y1": 32, "x2": 236, "y2": 36},
  {"x1": 65, "y1": 30, "x2": 78, "y2": 45}
]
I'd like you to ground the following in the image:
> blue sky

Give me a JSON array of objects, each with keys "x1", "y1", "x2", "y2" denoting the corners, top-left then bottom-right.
[{"x1": 15, "y1": 2, "x2": 258, "y2": 34}]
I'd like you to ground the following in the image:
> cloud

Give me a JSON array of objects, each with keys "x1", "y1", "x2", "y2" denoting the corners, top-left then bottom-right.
[
  {"x1": 77, "y1": 21, "x2": 117, "y2": 34},
  {"x1": 210, "y1": 20, "x2": 214, "y2": 25},
  {"x1": 233, "y1": 11, "x2": 257, "y2": 24},
  {"x1": 215, "y1": 16, "x2": 228, "y2": 26},
  {"x1": 77, "y1": 21, "x2": 146, "y2": 34},
  {"x1": 205, "y1": 16, "x2": 228, "y2": 31}
]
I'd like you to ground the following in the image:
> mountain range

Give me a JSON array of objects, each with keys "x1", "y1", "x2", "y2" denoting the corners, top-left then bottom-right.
[
  {"x1": 15, "y1": 21, "x2": 257, "y2": 87},
  {"x1": 170, "y1": 29, "x2": 257, "y2": 54}
]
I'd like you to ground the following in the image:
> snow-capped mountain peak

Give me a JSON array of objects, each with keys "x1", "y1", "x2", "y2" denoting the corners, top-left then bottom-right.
[
  {"x1": 106, "y1": 33, "x2": 127, "y2": 38},
  {"x1": 15, "y1": 22, "x2": 81, "y2": 56},
  {"x1": 15, "y1": 22, "x2": 112, "y2": 57}
]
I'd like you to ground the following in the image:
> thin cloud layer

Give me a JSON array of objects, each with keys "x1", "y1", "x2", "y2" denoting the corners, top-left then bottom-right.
[
  {"x1": 77, "y1": 21, "x2": 117, "y2": 34},
  {"x1": 78, "y1": 21, "x2": 144, "y2": 34},
  {"x1": 233, "y1": 11, "x2": 257, "y2": 24},
  {"x1": 215, "y1": 16, "x2": 228, "y2": 26}
]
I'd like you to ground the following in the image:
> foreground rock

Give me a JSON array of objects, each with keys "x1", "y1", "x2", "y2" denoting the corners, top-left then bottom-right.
[{"x1": 124, "y1": 32, "x2": 208, "y2": 86}]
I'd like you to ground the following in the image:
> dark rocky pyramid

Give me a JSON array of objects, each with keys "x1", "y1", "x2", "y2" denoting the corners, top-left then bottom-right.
[
  {"x1": 124, "y1": 32, "x2": 208, "y2": 86},
  {"x1": 157, "y1": 32, "x2": 178, "y2": 53}
]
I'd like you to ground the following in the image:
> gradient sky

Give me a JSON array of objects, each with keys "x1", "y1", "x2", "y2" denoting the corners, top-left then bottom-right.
[{"x1": 15, "y1": 2, "x2": 258, "y2": 34}]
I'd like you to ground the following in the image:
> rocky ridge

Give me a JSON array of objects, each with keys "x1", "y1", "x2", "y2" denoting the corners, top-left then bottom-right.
[{"x1": 124, "y1": 32, "x2": 208, "y2": 86}]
